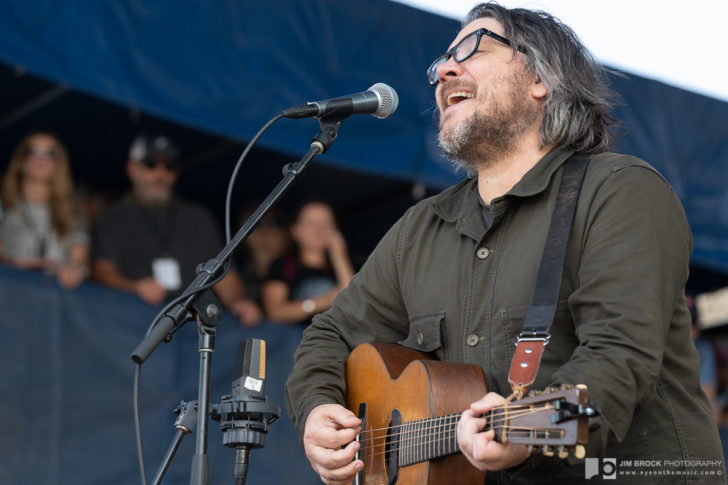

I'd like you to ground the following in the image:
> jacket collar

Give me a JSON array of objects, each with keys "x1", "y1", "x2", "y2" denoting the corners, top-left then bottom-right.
[
  {"x1": 506, "y1": 146, "x2": 573, "y2": 198},
  {"x1": 430, "y1": 146, "x2": 574, "y2": 240}
]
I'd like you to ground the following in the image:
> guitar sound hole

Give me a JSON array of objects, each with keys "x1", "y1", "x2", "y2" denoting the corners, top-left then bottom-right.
[{"x1": 385, "y1": 409, "x2": 401, "y2": 485}]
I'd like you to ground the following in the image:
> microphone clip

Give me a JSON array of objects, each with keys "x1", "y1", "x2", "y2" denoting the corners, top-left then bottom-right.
[
  {"x1": 211, "y1": 390, "x2": 280, "y2": 450},
  {"x1": 311, "y1": 116, "x2": 343, "y2": 154}
]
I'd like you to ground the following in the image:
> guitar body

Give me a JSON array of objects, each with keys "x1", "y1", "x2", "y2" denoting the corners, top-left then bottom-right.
[{"x1": 346, "y1": 343, "x2": 487, "y2": 485}]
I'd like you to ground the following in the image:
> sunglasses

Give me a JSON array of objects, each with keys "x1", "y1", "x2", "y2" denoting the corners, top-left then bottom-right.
[
  {"x1": 140, "y1": 158, "x2": 178, "y2": 171},
  {"x1": 426, "y1": 27, "x2": 527, "y2": 86},
  {"x1": 24, "y1": 147, "x2": 59, "y2": 160}
]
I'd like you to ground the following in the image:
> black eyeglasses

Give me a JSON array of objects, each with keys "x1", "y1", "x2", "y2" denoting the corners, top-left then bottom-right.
[{"x1": 426, "y1": 28, "x2": 527, "y2": 86}]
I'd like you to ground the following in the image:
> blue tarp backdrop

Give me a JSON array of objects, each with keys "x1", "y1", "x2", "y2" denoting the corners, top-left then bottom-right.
[
  {"x1": 0, "y1": 0, "x2": 727, "y2": 270},
  {"x1": 0, "y1": 265, "x2": 320, "y2": 485},
  {"x1": 1, "y1": 2, "x2": 728, "y2": 483}
]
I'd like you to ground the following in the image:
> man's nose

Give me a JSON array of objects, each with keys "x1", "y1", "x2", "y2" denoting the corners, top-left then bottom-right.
[{"x1": 435, "y1": 55, "x2": 464, "y2": 84}]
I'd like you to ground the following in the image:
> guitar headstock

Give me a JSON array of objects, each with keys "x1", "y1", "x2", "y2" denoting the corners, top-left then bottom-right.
[{"x1": 490, "y1": 384, "x2": 598, "y2": 459}]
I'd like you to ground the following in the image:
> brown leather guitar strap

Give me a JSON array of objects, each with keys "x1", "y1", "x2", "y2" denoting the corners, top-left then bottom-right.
[{"x1": 508, "y1": 153, "x2": 590, "y2": 399}]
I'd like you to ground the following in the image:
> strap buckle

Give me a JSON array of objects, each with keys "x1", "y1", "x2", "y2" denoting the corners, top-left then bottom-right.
[{"x1": 515, "y1": 331, "x2": 551, "y2": 345}]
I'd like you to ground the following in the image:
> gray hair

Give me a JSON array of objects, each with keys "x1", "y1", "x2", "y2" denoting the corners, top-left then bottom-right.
[{"x1": 464, "y1": 2, "x2": 618, "y2": 154}]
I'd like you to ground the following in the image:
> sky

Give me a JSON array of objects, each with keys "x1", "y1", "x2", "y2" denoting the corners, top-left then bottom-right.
[{"x1": 393, "y1": 0, "x2": 728, "y2": 103}]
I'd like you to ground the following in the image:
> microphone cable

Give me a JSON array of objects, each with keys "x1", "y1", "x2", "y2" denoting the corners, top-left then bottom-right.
[{"x1": 224, "y1": 114, "x2": 285, "y2": 243}]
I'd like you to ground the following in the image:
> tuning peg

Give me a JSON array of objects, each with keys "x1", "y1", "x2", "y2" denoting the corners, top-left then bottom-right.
[
  {"x1": 574, "y1": 445, "x2": 586, "y2": 459},
  {"x1": 527, "y1": 445, "x2": 534, "y2": 454},
  {"x1": 541, "y1": 445, "x2": 554, "y2": 457},
  {"x1": 560, "y1": 383, "x2": 572, "y2": 390},
  {"x1": 576, "y1": 384, "x2": 587, "y2": 390},
  {"x1": 557, "y1": 446, "x2": 568, "y2": 459}
]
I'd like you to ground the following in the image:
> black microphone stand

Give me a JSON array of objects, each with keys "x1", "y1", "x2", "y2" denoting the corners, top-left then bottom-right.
[{"x1": 132, "y1": 115, "x2": 344, "y2": 485}]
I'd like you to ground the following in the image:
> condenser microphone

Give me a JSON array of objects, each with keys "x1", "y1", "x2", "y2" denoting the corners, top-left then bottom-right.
[
  {"x1": 282, "y1": 83, "x2": 398, "y2": 120},
  {"x1": 213, "y1": 338, "x2": 280, "y2": 485},
  {"x1": 233, "y1": 338, "x2": 266, "y2": 397}
]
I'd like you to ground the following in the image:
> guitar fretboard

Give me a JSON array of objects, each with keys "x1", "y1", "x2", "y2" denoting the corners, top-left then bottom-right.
[
  {"x1": 399, "y1": 413, "x2": 459, "y2": 466},
  {"x1": 398, "y1": 411, "x2": 492, "y2": 467}
]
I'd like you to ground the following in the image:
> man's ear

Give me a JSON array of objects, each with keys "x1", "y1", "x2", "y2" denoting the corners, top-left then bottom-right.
[{"x1": 530, "y1": 75, "x2": 548, "y2": 100}]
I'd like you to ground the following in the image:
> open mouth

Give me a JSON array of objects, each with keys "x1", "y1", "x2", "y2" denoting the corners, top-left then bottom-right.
[{"x1": 446, "y1": 91, "x2": 474, "y2": 106}]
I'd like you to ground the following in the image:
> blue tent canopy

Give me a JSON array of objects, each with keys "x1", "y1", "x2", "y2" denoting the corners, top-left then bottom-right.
[{"x1": 1, "y1": 0, "x2": 727, "y2": 271}]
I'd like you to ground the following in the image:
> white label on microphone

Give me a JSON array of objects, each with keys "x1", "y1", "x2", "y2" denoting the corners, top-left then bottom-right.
[{"x1": 244, "y1": 376, "x2": 263, "y2": 392}]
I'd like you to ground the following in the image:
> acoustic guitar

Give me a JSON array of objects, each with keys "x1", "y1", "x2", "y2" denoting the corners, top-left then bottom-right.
[{"x1": 345, "y1": 343, "x2": 597, "y2": 485}]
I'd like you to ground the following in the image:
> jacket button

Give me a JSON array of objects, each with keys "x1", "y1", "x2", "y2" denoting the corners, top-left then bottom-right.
[
  {"x1": 417, "y1": 331, "x2": 424, "y2": 345},
  {"x1": 476, "y1": 247, "x2": 490, "y2": 259},
  {"x1": 467, "y1": 334, "x2": 479, "y2": 346}
]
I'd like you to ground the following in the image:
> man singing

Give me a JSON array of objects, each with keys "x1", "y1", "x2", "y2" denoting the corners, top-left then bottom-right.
[{"x1": 285, "y1": 2, "x2": 724, "y2": 483}]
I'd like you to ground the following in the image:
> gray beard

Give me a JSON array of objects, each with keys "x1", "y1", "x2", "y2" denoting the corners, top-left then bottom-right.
[
  {"x1": 437, "y1": 87, "x2": 539, "y2": 173},
  {"x1": 134, "y1": 186, "x2": 173, "y2": 207}
]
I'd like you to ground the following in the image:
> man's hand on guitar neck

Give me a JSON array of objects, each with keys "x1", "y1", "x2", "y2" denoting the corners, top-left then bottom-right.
[
  {"x1": 458, "y1": 392, "x2": 531, "y2": 472},
  {"x1": 304, "y1": 404, "x2": 363, "y2": 485}
]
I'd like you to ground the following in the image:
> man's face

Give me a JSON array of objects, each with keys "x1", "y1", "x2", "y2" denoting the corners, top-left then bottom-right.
[
  {"x1": 434, "y1": 18, "x2": 542, "y2": 170},
  {"x1": 127, "y1": 156, "x2": 179, "y2": 206}
]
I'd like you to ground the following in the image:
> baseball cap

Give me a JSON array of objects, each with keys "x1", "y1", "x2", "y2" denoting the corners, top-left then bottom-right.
[{"x1": 128, "y1": 134, "x2": 179, "y2": 164}]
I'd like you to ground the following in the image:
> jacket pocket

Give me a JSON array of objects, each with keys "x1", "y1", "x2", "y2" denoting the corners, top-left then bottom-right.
[{"x1": 398, "y1": 311, "x2": 445, "y2": 353}]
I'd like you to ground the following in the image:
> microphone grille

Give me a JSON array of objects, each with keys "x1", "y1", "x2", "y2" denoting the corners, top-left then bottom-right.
[{"x1": 368, "y1": 83, "x2": 399, "y2": 119}]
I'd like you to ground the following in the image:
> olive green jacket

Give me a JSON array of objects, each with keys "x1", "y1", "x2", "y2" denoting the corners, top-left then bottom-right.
[{"x1": 286, "y1": 147, "x2": 724, "y2": 483}]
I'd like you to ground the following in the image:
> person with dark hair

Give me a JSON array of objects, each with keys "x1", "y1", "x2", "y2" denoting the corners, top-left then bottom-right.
[
  {"x1": 285, "y1": 2, "x2": 724, "y2": 483},
  {"x1": 92, "y1": 134, "x2": 261, "y2": 327},
  {"x1": 261, "y1": 200, "x2": 354, "y2": 325},
  {"x1": 235, "y1": 205, "x2": 290, "y2": 305},
  {"x1": 0, "y1": 131, "x2": 89, "y2": 289}
]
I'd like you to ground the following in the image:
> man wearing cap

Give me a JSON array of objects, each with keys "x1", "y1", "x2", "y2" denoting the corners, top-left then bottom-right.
[{"x1": 92, "y1": 134, "x2": 261, "y2": 327}]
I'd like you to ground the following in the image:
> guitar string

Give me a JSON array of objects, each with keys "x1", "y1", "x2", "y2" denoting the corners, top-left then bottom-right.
[
  {"x1": 361, "y1": 424, "x2": 569, "y2": 462},
  {"x1": 366, "y1": 427, "x2": 568, "y2": 461},
  {"x1": 361, "y1": 421, "x2": 563, "y2": 451},
  {"x1": 354, "y1": 408, "x2": 564, "y2": 459},
  {"x1": 364, "y1": 432, "x2": 569, "y2": 463},
  {"x1": 355, "y1": 404, "x2": 549, "y2": 438},
  {"x1": 356, "y1": 404, "x2": 553, "y2": 439},
  {"x1": 356, "y1": 410, "x2": 547, "y2": 448}
]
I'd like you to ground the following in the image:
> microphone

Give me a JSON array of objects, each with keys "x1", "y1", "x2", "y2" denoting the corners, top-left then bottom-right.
[
  {"x1": 212, "y1": 338, "x2": 280, "y2": 485},
  {"x1": 234, "y1": 338, "x2": 267, "y2": 397},
  {"x1": 282, "y1": 83, "x2": 398, "y2": 120}
]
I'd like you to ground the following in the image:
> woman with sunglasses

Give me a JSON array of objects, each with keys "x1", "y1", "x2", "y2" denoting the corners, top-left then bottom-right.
[{"x1": 0, "y1": 131, "x2": 90, "y2": 289}]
